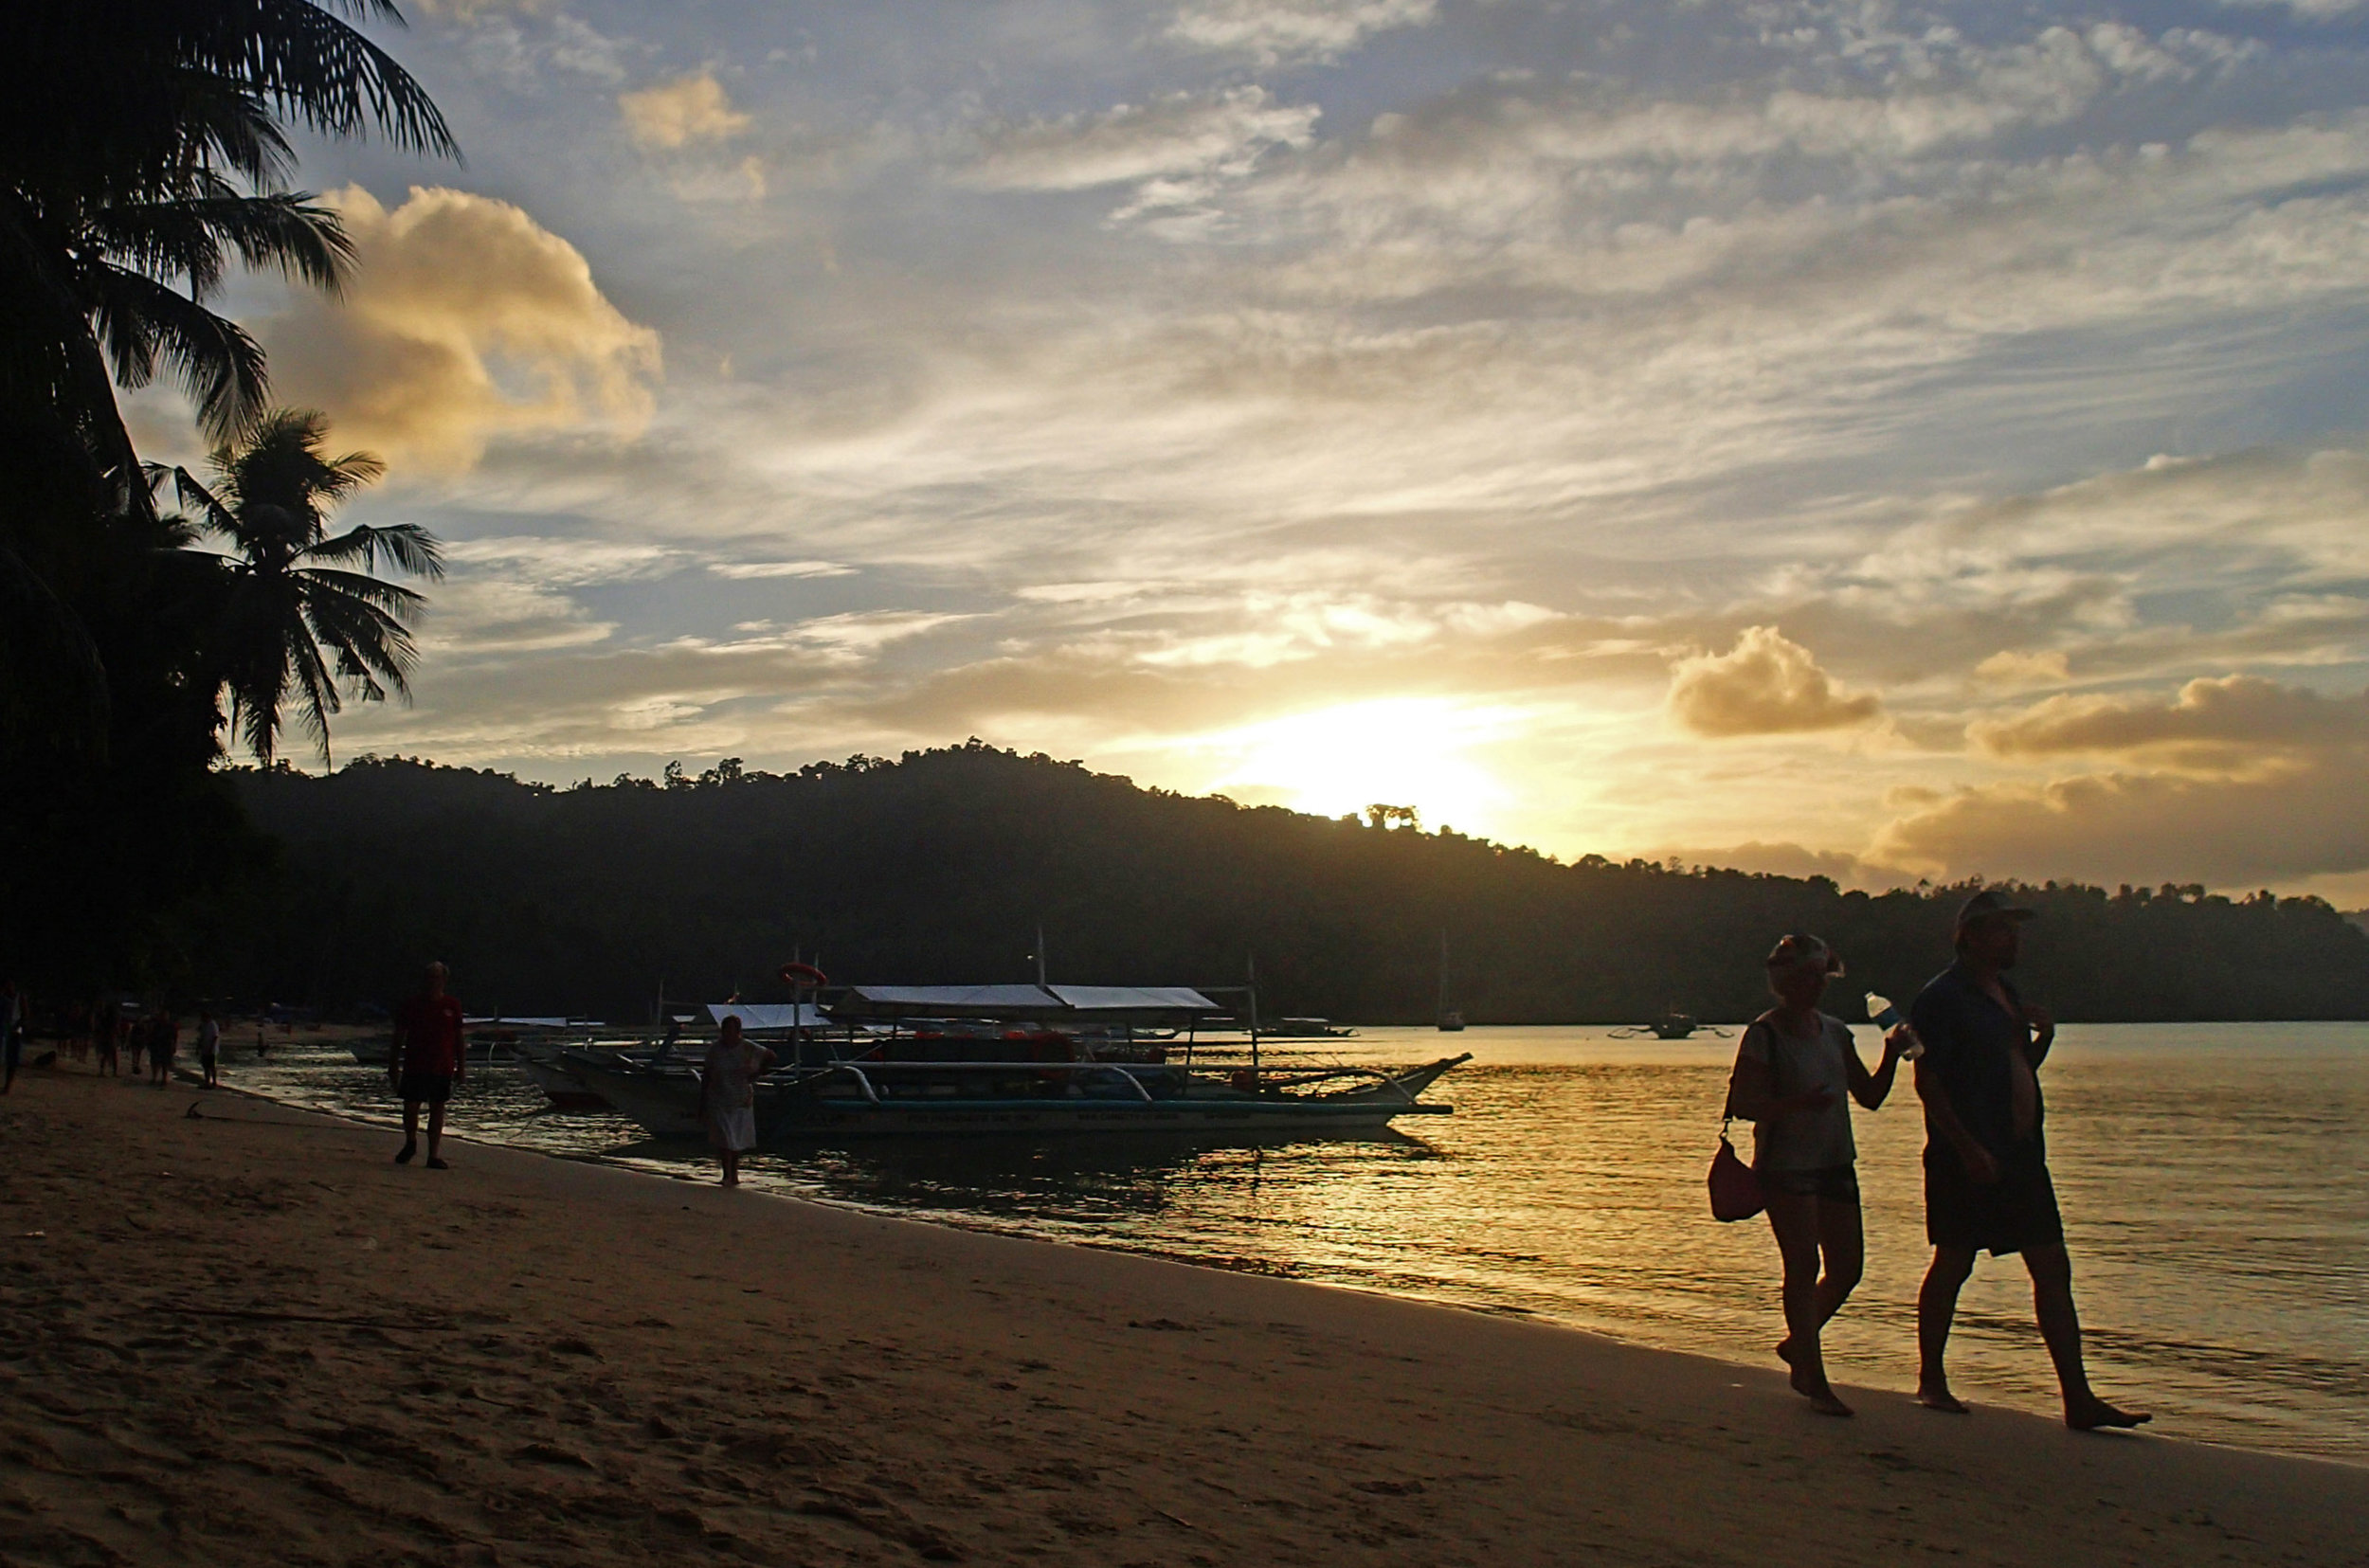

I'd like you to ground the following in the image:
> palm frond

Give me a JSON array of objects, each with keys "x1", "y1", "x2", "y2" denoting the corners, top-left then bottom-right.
[
  {"x1": 89, "y1": 187, "x2": 352, "y2": 299},
  {"x1": 298, "y1": 521, "x2": 443, "y2": 580},
  {"x1": 210, "y1": 0, "x2": 461, "y2": 164},
  {"x1": 88, "y1": 265, "x2": 268, "y2": 437}
]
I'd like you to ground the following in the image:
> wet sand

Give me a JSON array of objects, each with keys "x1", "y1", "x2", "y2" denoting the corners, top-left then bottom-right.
[{"x1": 3, "y1": 1063, "x2": 2361, "y2": 1566}]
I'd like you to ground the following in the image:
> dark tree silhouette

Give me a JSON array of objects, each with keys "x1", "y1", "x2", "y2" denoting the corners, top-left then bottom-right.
[{"x1": 163, "y1": 409, "x2": 442, "y2": 764}]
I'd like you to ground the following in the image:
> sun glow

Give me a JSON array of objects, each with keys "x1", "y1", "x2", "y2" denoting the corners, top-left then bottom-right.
[{"x1": 1184, "y1": 697, "x2": 1524, "y2": 837}]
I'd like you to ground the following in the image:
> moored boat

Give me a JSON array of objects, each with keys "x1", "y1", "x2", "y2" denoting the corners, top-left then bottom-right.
[{"x1": 565, "y1": 982, "x2": 1468, "y2": 1143}]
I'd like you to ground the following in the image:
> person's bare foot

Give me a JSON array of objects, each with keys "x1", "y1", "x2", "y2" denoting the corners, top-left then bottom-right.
[
  {"x1": 1916, "y1": 1386, "x2": 1970, "y2": 1414},
  {"x1": 2066, "y1": 1396, "x2": 2150, "y2": 1431},
  {"x1": 1790, "y1": 1370, "x2": 1853, "y2": 1416}
]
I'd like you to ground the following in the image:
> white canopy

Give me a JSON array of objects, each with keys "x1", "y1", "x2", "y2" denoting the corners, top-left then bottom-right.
[
  {"x1": 832, "y1": 983, "x2": 1218, "y2": 1024},
  {"x1": 705, "y1": 1002, "x2": 828, "y2": 1032}
]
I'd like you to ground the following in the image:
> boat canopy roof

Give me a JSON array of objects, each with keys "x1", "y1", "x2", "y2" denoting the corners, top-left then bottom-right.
[
  {"x1": 706, "y1": 1002, "x2": 828, "y2": 1032},
  {"x1": 830, "y1": 983, "x2": 1220, "y2": 1025},
  {"x1": 462, "y1": 1016, "x2": 588, "y2": 1030}
]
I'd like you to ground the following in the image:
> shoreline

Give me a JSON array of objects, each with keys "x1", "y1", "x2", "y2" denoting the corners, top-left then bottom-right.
[
  {"x1": 5, "y1": 1060, "x2": 2363, "y2": 1564},
  {"x1": 226, "y1": 1047, "x2": 2362, "y2": 1467}
]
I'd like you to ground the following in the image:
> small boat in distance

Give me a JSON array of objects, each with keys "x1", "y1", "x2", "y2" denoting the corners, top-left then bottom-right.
[
  {"x1": 1437, "y1": 1010, "x2": 1466, "y2": 1032},
  {"x1": 1611, "y1": 1008, "x2": 1730, "y2": 1041}
]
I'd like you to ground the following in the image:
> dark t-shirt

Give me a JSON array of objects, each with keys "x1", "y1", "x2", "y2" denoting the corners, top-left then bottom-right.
[
  {"x1": 394, "y1": 993, "x2": 466, "y2": 1076},
  {"x1": 1909, "y1": 962, "x2": 2044, "y2": 1163}
]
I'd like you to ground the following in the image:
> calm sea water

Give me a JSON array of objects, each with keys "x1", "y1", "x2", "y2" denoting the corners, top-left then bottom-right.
[{"x1": 229, "y1": 1022, "x2": 2368, "y2": 1462}]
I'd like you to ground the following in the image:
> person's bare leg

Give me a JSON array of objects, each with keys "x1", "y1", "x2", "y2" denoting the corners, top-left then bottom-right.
[
  {"x1": 397, "y1": 1101, "x2": 420, "y2": 1162},
  {"x1": 1766, "y1": 1191, "x2": 1851, "y2": 1415},
  {"x1": 1918, "y1": 1244, "x2": 1977, "y2": 1412},
  {"x1": 425, "y1": 1103, "x2": 448, "y2": 1166},
  {"x1": 720, "y1": 1149, "x2": 740, "y2": 1187},
  {"x1": 2024, "y1": 1243, "x2": 2149, "y2": 1429},
  {"x1": 1777, "y1": 1198, "x2": 1864, "y2": 1358}
]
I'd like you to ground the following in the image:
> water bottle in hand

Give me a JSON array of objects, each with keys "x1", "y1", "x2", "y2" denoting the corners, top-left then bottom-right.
[{"x1": 1865, "y1": 993, "x2": 1925, "y2": 1059}]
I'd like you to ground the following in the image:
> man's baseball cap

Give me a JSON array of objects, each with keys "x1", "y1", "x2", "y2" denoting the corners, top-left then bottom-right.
[
  {"x1": 1764, "y1": 933, "x2": 1845, "y2": 977},
  {"x1": 1954, "y1": 889, "x2": 2036, "y2": 935}
]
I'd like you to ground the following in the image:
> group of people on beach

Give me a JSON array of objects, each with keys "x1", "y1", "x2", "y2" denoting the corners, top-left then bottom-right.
[
  {"x1": 1728, "y1": 888, "x2": 2149, "y2": 1431},
  {"x1": 12, "y1": 997, "x2": 226, "y2": 1090}
]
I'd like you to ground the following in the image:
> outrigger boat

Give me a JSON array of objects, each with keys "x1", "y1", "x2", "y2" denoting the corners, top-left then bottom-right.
[{"x1": 561, "y1": 982, "x2": 1469, "y2": 1142}]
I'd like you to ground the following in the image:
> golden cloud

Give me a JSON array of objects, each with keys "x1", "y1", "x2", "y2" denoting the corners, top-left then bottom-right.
[
  {"x1": 1970, "y1": 675, "x2": 2369, "y2": 774},
  {"x1": 620, "y1": 71, "x2": 750, "y2": 151},
  {"x1": 1877, "y1": 676, "x2": 2369, "y2": 885},
  {"x1": 261, "y1": 186, "x2": 661, "y2": 474},
  {"x1": 1667, "y1": 625, "x2": 1881, "y2": 737}
]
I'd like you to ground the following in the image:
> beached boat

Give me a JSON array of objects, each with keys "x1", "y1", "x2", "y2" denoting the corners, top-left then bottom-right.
[{"x1": 564, "y1": 982, "x2": 1469, "y2": 1142}]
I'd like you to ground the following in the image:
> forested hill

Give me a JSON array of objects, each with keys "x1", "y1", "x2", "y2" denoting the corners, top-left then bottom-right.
[{"x1": 197, "y1": 746, "x2": 2369, "y2": 1024}]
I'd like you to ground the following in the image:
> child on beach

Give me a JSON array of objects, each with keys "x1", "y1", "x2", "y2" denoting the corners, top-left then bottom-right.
[
  {"x1": 699, "y1": 1016, "x2": 775, "y2": 1188},
  {"x1": 196, "y1": 1010, "x2": 221, "y2": 1088},
  {"x1": 1725, "y1": 934, "x2": 1909, "y2": 1417}
]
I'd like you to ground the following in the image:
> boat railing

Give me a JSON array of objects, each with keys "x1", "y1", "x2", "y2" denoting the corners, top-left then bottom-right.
[
  {"x1": 776, "y1": 1059, "x2": 1160, "y2": 1104},
  {"x1": 773, "y1": 1058, "x2": 1422, "y2": 1103}
]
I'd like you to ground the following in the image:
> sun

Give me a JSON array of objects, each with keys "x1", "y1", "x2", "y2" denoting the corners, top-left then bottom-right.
[{"x1": 1189, "y1": 697, "x2": 1521, "y2": 837}]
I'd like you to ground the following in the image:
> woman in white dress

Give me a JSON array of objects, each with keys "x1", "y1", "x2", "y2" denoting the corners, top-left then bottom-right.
[
  {"x1": 699, "y1": 1016, "x2": 775, "y2": 1187},
  {"x1": 1726, "y1": 934, "x2": 1909, "y2": 1416}
]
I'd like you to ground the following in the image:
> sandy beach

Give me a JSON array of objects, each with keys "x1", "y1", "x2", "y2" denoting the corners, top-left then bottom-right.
[{"x1": 2, "y1": 1062, "x2": 2361, "y2": 1567}]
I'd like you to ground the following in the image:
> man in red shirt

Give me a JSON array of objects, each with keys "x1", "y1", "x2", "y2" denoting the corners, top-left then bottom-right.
[{"x1": 390, "y1": 962, "x2": 466, "y2": 1168}]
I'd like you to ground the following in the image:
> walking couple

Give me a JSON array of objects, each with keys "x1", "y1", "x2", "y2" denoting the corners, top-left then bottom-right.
[{"x1": 1726, "y1": 889, "x2": 2149, "y2": 1430}]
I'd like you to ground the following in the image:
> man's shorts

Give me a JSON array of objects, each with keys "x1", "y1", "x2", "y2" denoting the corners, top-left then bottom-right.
[
  {"x1": 1926, "y1": 1144, "x2": 2064, "y2": 1256},
  {"x1": 1759, "y1": 1163, "x2": 1860, "y2": 1203},
  {"x1": 398, "y1": 1071, "x2": 454, "y2": 1106}
]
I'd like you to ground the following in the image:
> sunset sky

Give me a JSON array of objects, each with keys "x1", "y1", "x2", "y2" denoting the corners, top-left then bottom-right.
[{"x1": 145, "y1": 0, "x2": 2369, "y2": 901}]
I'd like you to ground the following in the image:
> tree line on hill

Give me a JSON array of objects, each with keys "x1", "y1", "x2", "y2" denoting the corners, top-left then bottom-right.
[{"x1": 173, "y1": 745, "x2": 2369, "y2": 1025}]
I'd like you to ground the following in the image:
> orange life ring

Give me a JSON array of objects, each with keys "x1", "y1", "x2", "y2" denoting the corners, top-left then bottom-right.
[{"x1": 778, "y1": 962, "x2": 828, "y2": 987}]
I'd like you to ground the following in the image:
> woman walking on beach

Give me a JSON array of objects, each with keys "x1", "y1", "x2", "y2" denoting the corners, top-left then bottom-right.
[
  {"x1": 1726, "y1": 934, "x2": 1909, "y2": 1416},
  {"x1": 699, "y1": 1016, "x2": 775, "y2": 1188}
]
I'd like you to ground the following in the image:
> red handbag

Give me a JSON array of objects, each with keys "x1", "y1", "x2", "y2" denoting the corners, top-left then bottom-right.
[{"x1": 1709, "y1": 1120, "x2": 1763, "y2": 1222}]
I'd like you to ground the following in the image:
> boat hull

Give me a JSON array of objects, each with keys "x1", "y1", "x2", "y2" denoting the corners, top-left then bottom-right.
[
  {"x1": 517, "y1": 1054, "x2": 612, "y2": 1111},
  {"x1": 561, "y1": 1053, "x2": 1466, "y2": 1143}
]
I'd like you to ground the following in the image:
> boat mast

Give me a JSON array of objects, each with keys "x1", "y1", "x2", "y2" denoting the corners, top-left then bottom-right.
[{"x1": 1437, "y1": 928, "x2": 1449, "y2": 1026}]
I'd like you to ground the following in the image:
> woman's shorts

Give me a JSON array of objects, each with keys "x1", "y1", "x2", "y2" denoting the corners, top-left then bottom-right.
[{"x1": 1759, "y1": 1164, "x2": 1859, "y2": 1203}]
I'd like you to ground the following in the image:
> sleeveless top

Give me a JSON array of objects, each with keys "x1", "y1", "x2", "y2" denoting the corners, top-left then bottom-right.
[{"x1": 1737, "y1": 1012, "x2": 1857, "y2": 1171}]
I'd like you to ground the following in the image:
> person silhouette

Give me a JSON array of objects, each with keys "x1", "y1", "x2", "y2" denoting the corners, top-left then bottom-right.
[{"x1": 1909, "y1": 891, "x2": 2148, "y2": 1430}]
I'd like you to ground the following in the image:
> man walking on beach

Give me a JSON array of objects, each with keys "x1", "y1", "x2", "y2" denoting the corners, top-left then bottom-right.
[
  {"x1": 390, "y1": 963, "x2": 466, "y2": 1169},
  {"x1": 1909, "y1": 890, "x2": 2148, "y2": 1431}
]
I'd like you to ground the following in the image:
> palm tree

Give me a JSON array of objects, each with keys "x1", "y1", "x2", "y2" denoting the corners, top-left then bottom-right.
[
  {"x1": 0, "y1": 1, "x2": 458, "y2": 756},
  {"x1": 164, "y1": 408, "x2": 443, "y2": 765},
  {"x1": 1, "y1": 1, "x2": 459, "y2": 475}
]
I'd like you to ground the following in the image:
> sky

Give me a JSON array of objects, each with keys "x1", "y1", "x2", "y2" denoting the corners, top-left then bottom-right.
[{"x1": 143, "y1": 0, "x2": 2369, "y2": 902}]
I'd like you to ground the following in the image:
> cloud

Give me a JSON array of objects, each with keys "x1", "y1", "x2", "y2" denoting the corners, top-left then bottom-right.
[
  {"x1": 443, "y1": 536, "x2": 683, "y2": 588},
  {"x1": 1668, "y1": 626, "x2": 1882, "y2": 737},
  {"x1": 260, "y1": 187, "x2": 661, "y2": 474},
  {"x1": 620, "y1": 71, "x2": 750, "y2": 151},
  {"x1": 1872, "y1": 763, "x2": 2369, "y2": 888},
  {"x1": 1166, "y1": 0, "x2": 1438, "y2": 63},
  {"x1": 1971, "y1": 675, "x2": 2369, "y2": 771},
  {"x1": 1973, "y1": 650, "x2": 2072, "y2": 690},
  {"x1": 956, "y1": 87, "x2": 1318, "y2": 223},
  {"x1": 1875, "y1": 676, "x2": 2369, "y2": 885},
  {"x1": 707, "y1": 560, "x2": 858, "y2": 581}
]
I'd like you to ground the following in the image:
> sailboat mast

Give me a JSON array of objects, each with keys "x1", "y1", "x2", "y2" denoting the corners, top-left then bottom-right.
[{"x1": 1437, "y1": 928, "x2": 1449, "y2": 1025}]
